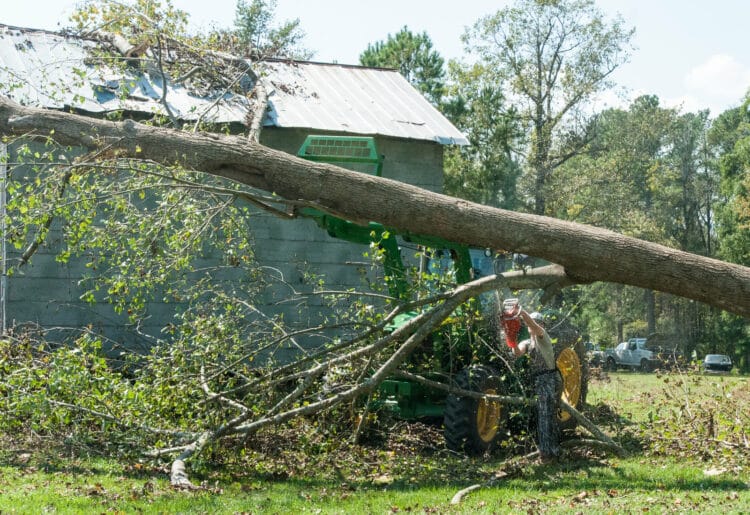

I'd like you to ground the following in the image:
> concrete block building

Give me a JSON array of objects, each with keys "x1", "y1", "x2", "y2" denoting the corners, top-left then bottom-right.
[{"x1": 0, "y1": 24, "x2": 467, "y2": 350}]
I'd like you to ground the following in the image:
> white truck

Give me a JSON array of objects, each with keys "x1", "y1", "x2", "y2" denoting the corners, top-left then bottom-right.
[{"x1": 604, "y1": 337, "x2": 661, "y2": 372}]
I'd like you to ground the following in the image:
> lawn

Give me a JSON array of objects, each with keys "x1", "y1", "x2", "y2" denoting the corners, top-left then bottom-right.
[{"x1": 0, "y1": 370, "x2": 747, "y2": 513}]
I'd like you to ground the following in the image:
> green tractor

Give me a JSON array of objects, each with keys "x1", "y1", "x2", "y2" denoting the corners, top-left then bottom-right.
[
  {"x1": 297, "y1": 135, "x2": 588, "y2": 454},
  {"x1": 442, "y1": 322, "x2": 588, "y2": 454}
]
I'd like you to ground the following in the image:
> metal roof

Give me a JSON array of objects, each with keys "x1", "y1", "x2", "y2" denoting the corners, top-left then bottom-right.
[
  {"x1": 0, "y1": 25, "x2": 467, "y2": 145},
  {"x1": 259, "y1": 61, "x2": 468, "y2": 145},
  {"x1": 0, "y1": 25, "x2": 250, "y2": 123}
]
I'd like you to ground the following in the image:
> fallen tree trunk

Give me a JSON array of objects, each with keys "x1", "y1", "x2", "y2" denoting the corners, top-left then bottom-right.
[
  {"x1": 559, "y1": 399, "x2": 626, "y2": 457},
  {"x1": 1, "y1": 97, "x2": 748, "y2": 316}
]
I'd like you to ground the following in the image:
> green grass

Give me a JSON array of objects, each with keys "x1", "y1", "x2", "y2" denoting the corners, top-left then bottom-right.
[
  {"x1": 0, "y1": 455, "x2": 746, "y2": 514},
  {"x1": 588, "y1": 368, "x2": 746, "y2": 407},
  {"x1": 1, "y1": 371, "x2": 748, "y2": 514}
]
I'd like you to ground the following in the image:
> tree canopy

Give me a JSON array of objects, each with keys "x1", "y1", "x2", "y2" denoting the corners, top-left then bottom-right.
[
  {"x1": 359, "y1": 26, "x2": 445, "y2": 106},
  {"x1": 463, "y1": 0, "x2": 634, "y2": 215}
]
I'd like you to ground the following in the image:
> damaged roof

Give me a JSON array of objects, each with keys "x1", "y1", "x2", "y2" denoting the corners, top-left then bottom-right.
[
  {"x1": 0, "y1": 25, "x2": 249, "y2": 123},
  {"x1": 0, "y1": 24, "x2": 467, "y2": 145}
]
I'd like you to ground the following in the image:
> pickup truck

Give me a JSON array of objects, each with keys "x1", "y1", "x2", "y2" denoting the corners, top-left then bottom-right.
[{"x1": 604, "y1": 338, "x2": 661, "y2": 371}]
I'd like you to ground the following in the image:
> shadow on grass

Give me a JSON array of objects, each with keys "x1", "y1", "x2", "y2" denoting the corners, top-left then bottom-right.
[{"x1": 0, "y1": 445, "x2": 168, "y2": 481}]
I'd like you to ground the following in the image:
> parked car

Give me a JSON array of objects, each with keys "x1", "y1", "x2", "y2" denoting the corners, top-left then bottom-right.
[
  {"x1": 604, "y1": 338, "x2": 661, "y2": 371},
  {"x1": 703, "y1": 354, "x2": 733, "y2": 372}
]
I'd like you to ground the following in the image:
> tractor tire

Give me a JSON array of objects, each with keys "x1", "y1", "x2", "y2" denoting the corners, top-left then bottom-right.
[
  {"x1": 555, "y1": 340, "x2": 588, "y2": 431},
  {"x1": 605, "y1": 356, "x2": 617, "y2": 372},
  {"x1": 443, "y1": 365, "x2": 507, "y2": 455}
]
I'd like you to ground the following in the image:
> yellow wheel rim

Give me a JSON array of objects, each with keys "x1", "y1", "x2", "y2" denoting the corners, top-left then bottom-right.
[
  {"x1": 476, "y1": 388, "x2": 502, "y2": 443},
  {"x1": 556, "y1": 348, "x2": 582, "y2": 423}
]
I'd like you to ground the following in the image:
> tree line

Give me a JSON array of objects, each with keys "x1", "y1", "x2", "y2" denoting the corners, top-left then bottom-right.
[{"x1": 360, "y1": 0, "x2": 749, "y2": 366}]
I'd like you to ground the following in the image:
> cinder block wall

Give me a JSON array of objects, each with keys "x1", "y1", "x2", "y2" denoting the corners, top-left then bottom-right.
[
  {"x1": 2, "y1": 130, "x2": 446, "y2": 352},
  {"x1": 250, "y1": 129, "x2": 444, "y2": 357}
]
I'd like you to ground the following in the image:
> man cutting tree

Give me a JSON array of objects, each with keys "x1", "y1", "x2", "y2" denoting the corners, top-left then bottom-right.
[{"x1": 501, "y1": 301, "x2": 562, "y2": 462}]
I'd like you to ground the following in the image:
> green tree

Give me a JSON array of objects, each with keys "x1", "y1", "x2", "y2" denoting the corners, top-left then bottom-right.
[
  {"x1": 549, "y1": 96, "x2": 675, "y2": 235},
  {"x1": 550, "y1": 95, "x2": 674, "y2": 338},
  {"x1": 706, "y1": 94, "x2": 750, "y2": 370},
  {"x1": 553, "y1": 94, "x2": 745, "y2": 361},
  {"x1": 463, "y1": 0, "x2": 634, "y2": 215},
  {"x1": 233, "y1": 0, "x2": 311, "y2": 59},
  {"x1": 359, "y1": 26, "x2": 445, "y2": 105},
  {"x1": 710, "y1": 97, "x2": 750, "y2": 266},
  {"x1": 72, "y1": 0, "x2": 190, "y2": 44},
  {"x1": 442, "y1": 62, "x2": 523, "y2": 209},
  {"x1": 655, "y1": 111, "x2": 715, "y2": 255}
]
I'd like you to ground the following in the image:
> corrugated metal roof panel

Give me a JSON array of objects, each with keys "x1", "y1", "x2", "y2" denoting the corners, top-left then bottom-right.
[
  {"x1": 0, "y1": 25, "x2": 467, "y2": 145},
  {"x1": 260, "y1": 61, "x2": 468, "y2": 145},
  {"x1": 0, "y1": 25, "x2": 250, "y2": 123}
]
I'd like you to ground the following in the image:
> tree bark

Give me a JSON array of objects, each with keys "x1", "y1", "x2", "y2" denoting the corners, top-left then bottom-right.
[{"x1": 1, "y1": 97, "x2": 748, "y2": 317}]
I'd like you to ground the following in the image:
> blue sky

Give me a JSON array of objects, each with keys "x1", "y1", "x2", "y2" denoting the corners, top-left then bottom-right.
[{"x1": 4, "y1": 0, "x2": 750, "y2": 116}]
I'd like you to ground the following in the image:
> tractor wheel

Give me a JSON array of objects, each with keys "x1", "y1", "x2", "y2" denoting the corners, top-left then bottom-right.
[
  {"x1": 443, "y1": 365, "x2": 506, "y2": 455},
  {"x1": 605, "y1": 357, "x2": 617, "y2": 372},
  {"x1": 555, "y1": 340, "x2": 588, "y2": 431}
]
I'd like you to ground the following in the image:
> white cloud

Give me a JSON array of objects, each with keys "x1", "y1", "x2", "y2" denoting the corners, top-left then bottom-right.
[
  {"x1": 683, "y1": 54, "x2": 750, "y2": 113},
  {"x1": 661, "y1": 94, "x2": 705, "y2": 114}
]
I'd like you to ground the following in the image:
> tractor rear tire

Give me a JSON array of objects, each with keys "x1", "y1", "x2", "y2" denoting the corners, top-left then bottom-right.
[
  {"x1": 555, "y1": 340, "x2": 588, "y2": 431},
  {"x1": 443, "y1": 365, "x2": 506, "y2": 455}
]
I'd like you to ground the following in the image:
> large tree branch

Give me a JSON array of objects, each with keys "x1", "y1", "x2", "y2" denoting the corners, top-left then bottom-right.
[{"x1": 1, "y1": 98, "x2": 748, "y2": 316}]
